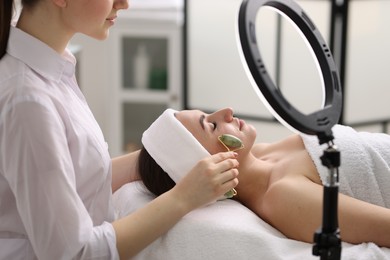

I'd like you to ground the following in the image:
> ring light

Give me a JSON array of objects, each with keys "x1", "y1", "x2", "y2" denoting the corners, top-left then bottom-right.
[
  {"x1": 238, "y1": 0, "x2": 342, "y2": 142},
  {"x1": 237, "y1": 1, "x2": 343, "y2": 259}
]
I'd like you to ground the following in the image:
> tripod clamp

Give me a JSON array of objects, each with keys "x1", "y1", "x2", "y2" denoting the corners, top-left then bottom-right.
[{"x1": 312, "y1": 135, "x2": 342, "y2": 260}]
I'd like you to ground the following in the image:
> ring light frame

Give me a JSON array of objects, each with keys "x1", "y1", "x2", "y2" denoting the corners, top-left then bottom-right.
[{"x1": 238, "y1": 0, "x2": 342, "y2": 141}]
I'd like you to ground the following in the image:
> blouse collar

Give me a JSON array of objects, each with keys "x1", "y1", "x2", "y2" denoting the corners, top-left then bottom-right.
[{"x1": 7, "y1": 26, "x2": 76, "y2": 83}]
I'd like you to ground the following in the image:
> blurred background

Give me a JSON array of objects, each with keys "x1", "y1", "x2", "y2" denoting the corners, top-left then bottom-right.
[{"x1": 70, "y1": 0, "x2": 390, "y2": 156}]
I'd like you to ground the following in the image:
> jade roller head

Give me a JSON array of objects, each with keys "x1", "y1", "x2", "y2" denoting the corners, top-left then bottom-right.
[
  {"x1": 218, "y1": 134, "x2": 244, "y2": 152},
  {"x1": 224, "y1": 188, "x2": 238, "y2": 199}
]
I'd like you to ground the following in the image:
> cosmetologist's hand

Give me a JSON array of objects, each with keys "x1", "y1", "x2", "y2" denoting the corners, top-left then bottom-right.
[{"x1": 172, "y1": 151, "x2": 239, "y2": 211}]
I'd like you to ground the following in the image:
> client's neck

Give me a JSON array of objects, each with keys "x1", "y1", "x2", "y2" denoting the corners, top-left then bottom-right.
[{"x1": 233, "y1": 152, "x2": 272, "y2": 208}]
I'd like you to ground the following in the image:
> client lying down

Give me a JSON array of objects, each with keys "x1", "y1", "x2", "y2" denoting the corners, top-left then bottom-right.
[{"x1": 139, "y1": 107, "x2": 390, "y2": 248}]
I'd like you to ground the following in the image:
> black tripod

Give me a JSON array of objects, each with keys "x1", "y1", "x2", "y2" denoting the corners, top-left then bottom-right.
[{"x1": 312, "y1": 133, "x2": 342, "y2": 260}]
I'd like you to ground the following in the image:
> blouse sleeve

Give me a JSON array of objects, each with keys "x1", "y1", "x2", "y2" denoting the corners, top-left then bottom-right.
[{"x1": 0, "y1": 95, "x2": 119, "y2": 260}]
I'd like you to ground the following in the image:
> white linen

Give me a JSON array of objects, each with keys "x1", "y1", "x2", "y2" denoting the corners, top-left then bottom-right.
[
  {"x1": 300, "y1": 124, "x2": 390, "y2": 208},
  {"x1": 113, "y1": 181, "x2": 390, "y2": 260},
  {"x1": 0, "y1": 27, "x2": 118, "y2": 259}
]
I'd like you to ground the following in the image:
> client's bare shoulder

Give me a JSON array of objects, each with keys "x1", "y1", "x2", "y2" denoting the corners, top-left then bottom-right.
[
  {"x1": 252, "y1": 134, "x2": 321, "y2": 185},
  {"x1": 274, "y1": 134, "x2": 322, "y2": 184}
]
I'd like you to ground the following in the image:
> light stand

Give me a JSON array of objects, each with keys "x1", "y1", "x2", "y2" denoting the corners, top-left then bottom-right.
[{"x1": 313, "y1": 133, "x2": 341, "y2": 260}]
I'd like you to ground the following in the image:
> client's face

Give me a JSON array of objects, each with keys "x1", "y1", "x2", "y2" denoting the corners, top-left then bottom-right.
[{"x1": 176, "y1": 108, "x2": 256, "y2": 155}]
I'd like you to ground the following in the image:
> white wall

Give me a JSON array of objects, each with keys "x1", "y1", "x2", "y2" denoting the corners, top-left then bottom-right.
[
  {"x1": 186, "y1": 0, "x2": 390, "y2": 141},
  {"x1": 344, "y1": 1, "x2": 390, "y2": 124}
]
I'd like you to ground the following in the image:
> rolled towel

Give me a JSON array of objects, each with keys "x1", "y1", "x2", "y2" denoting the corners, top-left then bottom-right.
[
  {"x1": 300, "y1": 124, "x2": 390, "y2": 208},
  {"x1": 142, "y1": 108, "x2": 210, "y2": 183}
]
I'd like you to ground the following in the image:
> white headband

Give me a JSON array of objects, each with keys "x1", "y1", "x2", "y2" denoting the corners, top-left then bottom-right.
[{"x1": 141, "y1": 108, "x2": 210, "y2": 183}]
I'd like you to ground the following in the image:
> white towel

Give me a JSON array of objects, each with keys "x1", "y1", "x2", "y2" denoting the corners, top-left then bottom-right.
[
  {"x1": 300, "y1": 124, "x2": 390, "y2": 208},
  {"x1": 112, "y1": 181, "x2": 390, "y2": 260}
]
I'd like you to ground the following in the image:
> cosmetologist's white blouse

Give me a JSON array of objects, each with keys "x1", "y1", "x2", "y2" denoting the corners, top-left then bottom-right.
[{"x1": 0, "y1": 27, "x2": 119, "y2": 259}]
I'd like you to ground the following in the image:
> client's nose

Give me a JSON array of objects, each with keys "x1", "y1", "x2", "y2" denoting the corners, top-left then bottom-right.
[
  {"x1": 211, "y1": 107, "x2": 234, "y2": 122},
  {"x1": 223, "y1": 107, "x2": 234, "y2": 122}
]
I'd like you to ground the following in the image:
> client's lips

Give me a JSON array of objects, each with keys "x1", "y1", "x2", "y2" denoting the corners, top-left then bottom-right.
[{"x1": 107, "y1": 16, "x2": 117, "y2": 21}]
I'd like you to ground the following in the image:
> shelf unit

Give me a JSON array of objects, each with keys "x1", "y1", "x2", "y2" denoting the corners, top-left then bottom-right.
[{"x1": 107, "y1": 9, "x2": 184, "y2": 156}]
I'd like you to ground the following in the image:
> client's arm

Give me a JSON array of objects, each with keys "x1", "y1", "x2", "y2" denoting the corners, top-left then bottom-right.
[
  {"x1": 111, "y1": 151, "x2": 141, "y2": 192},
  {"x1": 262, "y1": 176, "x2": 390, "y2": 247}
]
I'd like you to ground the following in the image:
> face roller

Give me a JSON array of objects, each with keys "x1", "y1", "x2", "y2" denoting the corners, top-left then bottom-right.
[{"x1": 218, "y1": 134, "x2": 244, "y2": 198}]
